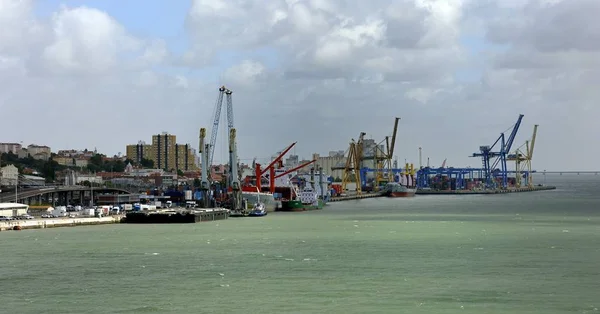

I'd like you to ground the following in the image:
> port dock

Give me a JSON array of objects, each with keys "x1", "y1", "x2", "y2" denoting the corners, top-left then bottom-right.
[
  {"x1": 122, "y1": 208, "x2": 229, "y2": 224},
  {"x1": 329, "y1": 192, "x2": 384, "y2": 202},
  {"x1": 0, "y1": 216, "x2": 122, "y2": 231},
  {"x1": 416, "y1": 185, "x2": 556, "y2": 195}
]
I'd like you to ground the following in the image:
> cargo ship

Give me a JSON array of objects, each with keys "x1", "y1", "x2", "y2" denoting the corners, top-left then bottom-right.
[
  {"x1": 384, "y1": 182, "x2": 416, "y2": 197},
  {"x1": 240, "y1": 141, "x2": 325, "y2": 211},
  {"x1": 384, "y1": 163, "x2": 417, "y2": 197},
  {"x1": 279, "y1": 186, "x2": 325, "y2": 211}
]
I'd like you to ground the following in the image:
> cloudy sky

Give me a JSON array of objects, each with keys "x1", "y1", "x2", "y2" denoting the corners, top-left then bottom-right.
[{"x1": 1, "y1": 0, "x2": 597, "y2": 171}]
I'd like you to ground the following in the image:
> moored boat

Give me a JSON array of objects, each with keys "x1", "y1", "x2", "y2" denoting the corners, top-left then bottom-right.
[
  {"x1": 247, "y1": 203, "x2": 267, "y2": 217},
  {"x1": 384, "y1": 182, "x2": 416, "y2": 197},
  {"x1": 241, "y1": 190, "x2": 276, "y2": 212},
  {"x1": 384, "y1": 163, "x2": 417, "y2": 197},
  {"x1": 279, "y1": 186, "x2": 325, "y2": 211}
]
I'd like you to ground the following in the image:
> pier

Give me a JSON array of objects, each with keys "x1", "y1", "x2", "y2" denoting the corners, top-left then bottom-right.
[
  {"x1": 329, "y1": 192, "x2": 384, "y2": 202},
  {"x1": 416, "y1": 185, "x2": 557, "y2": 195}
]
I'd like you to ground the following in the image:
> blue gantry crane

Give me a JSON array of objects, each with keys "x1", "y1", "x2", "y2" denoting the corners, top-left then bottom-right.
[{"x1": 471, "y1": 114, "x2": 524, "y2": 189}]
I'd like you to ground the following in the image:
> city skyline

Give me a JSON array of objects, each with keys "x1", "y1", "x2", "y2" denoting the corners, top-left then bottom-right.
[{"x1": 1, "y1": 0, "x2": 598, "y2": 171}]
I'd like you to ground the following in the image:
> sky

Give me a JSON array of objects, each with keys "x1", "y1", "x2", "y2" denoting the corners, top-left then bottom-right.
[{"x1": 0, "y1": 0, "x2": 598, "y2": 171}]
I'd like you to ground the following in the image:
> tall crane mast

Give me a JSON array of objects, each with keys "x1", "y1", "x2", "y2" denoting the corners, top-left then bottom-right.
[
  {"x1": 209, "y1": 86, "x2": 235, "y2": 168},
  {"x1": 229, "y1": 128, "x2": 243, "y2": 213},
  {"x1": 198, "y1": 128, "x2": 210, "y2": 208}
]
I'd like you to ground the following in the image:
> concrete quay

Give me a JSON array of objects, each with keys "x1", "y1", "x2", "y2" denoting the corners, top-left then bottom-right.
[
  {"x1": 330, "y1": 192, "x2": 384, "y2": 202},
  {"x1": 416, "y1": 185, "x2": 557, "y2": 195},
  {"x1": 0, "y1": 216, "x2": 122, "y2": 231}
]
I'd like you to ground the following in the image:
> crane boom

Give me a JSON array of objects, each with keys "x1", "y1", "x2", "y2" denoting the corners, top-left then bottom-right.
[
  {"x1": 209, "y1": 87, "x2": 225, "y2": 167},
  {"x1": 388, "y1": 117, "x2": 400, "y2": 159},
  {"x1": 528, "y1": 124, "x2": 538, "y2": 159},
  {"x1": 274, "y1": 159, "x2": 317, "y2": 179},
  {"x1": 208, "y1": 86, "x2": 235, "y2": 168}
]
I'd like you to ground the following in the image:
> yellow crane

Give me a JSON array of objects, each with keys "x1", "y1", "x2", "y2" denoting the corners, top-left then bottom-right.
[
  {"x1": 508, "y1": 124, "x2": 539, "y2": 188},
  {"x1": 373, "y1": 117, "x2": 400, "y2": 189},
  {"x1": 339, "y1": 132, "x2": 365, "y2": 195}
]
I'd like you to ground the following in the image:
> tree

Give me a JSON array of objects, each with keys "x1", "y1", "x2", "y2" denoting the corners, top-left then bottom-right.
[
  {"x1": 40, "y1": 158, "x2": 60, "y2": 183},
  {"x1": 177, "y1": 169, "x2": 184, "y2": 176},
  {"x1": 140, "y1": 158, "x2": 154, "y2": 168},
  {"x1": 104, "y1": 159, "x2": 125, "y2": 172},
  {"x1": 1, "y1": 153, "x2": 64, "y2": 183}
]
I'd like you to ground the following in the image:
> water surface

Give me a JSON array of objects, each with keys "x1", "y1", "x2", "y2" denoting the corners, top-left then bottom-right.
[{"x1": 1, "y1": 174, "x2": 599, "y2": 313}]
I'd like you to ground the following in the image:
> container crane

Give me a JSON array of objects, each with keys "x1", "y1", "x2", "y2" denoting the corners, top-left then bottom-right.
[
  {"x1": 507, "y1": 124, "x2": 538, "y2": 188},
  {"x1": 471, "y1": 114, "x2": 524, "y2": 189}
]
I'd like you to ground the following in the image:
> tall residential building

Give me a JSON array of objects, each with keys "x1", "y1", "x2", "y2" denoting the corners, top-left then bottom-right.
[
  {"x1": 126, "y1": 133, "x2": 199, "y2": 172},
  {"x1": 0, "y1": 142, "x2": 22, "y2": 154},
  {"x1": 27, "y1": 144, "x2": 51, "y2": 160}
]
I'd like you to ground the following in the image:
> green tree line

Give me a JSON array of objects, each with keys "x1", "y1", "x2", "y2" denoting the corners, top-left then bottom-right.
[{"x1": 1, "y1": 152, "x2": 62, "y2": 182}]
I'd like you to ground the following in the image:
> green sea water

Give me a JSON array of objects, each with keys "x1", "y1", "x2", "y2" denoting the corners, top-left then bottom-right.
[{"x1": 1, "y1": 174, "x2": 599, "y2": 314}]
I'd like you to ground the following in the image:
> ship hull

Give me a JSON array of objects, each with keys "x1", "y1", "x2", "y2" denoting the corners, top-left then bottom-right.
[
  {"x1": 384, "y1": 183, "x2": 417, "y2": 198},
  {"x1": 278, "y1": 199, "x2": 325, "y2": 212},
  {"x1": 388, "y1": 190, "x2": 416, "y2": 197}
]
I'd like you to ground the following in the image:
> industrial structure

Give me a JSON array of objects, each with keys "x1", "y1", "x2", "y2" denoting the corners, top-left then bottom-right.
[
  {"x1": 416, "y1": 114, "x2": 541, "y2": 191},
  {"x1": 507, "y1": 124, "x2": 539, "y2": 188},
  {"x1": 251, "y1": 142, "x2": 317, "y2": 194},
  {"x1": 196, "y1": 86, "x2": 245, "y2": 214},
  {"x1": 333, "y1": 117, "x2": 414, "y2": 193},
  {"x1": 471, "y1": 114, "x2": 524, "y2": 189}
]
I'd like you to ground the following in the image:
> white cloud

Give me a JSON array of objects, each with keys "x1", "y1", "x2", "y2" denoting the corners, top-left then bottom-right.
[
  {"x1": 0, "y1": 0, "x2": 598, "y2": 170},
  {"x1": 223, "y1": 60, "x2": 267, "y2": 86},
  {"x1": 40, "y1": 6, "x2": 140, "y2": 75}
]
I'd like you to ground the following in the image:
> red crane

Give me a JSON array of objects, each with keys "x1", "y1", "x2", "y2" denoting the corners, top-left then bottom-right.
[{"x1": 253, "y1": 142, "x2": 297, "y2": 191}]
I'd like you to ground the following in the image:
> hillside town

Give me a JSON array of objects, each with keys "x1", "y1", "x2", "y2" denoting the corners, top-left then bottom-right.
[{"x1": 0, "y1": 134, "x2": 349, "y2": 192}]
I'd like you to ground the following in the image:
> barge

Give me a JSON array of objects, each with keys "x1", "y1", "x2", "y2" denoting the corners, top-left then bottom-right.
[{"x1": 122, "y1": 208, "x2": 229, "y2": 224}]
